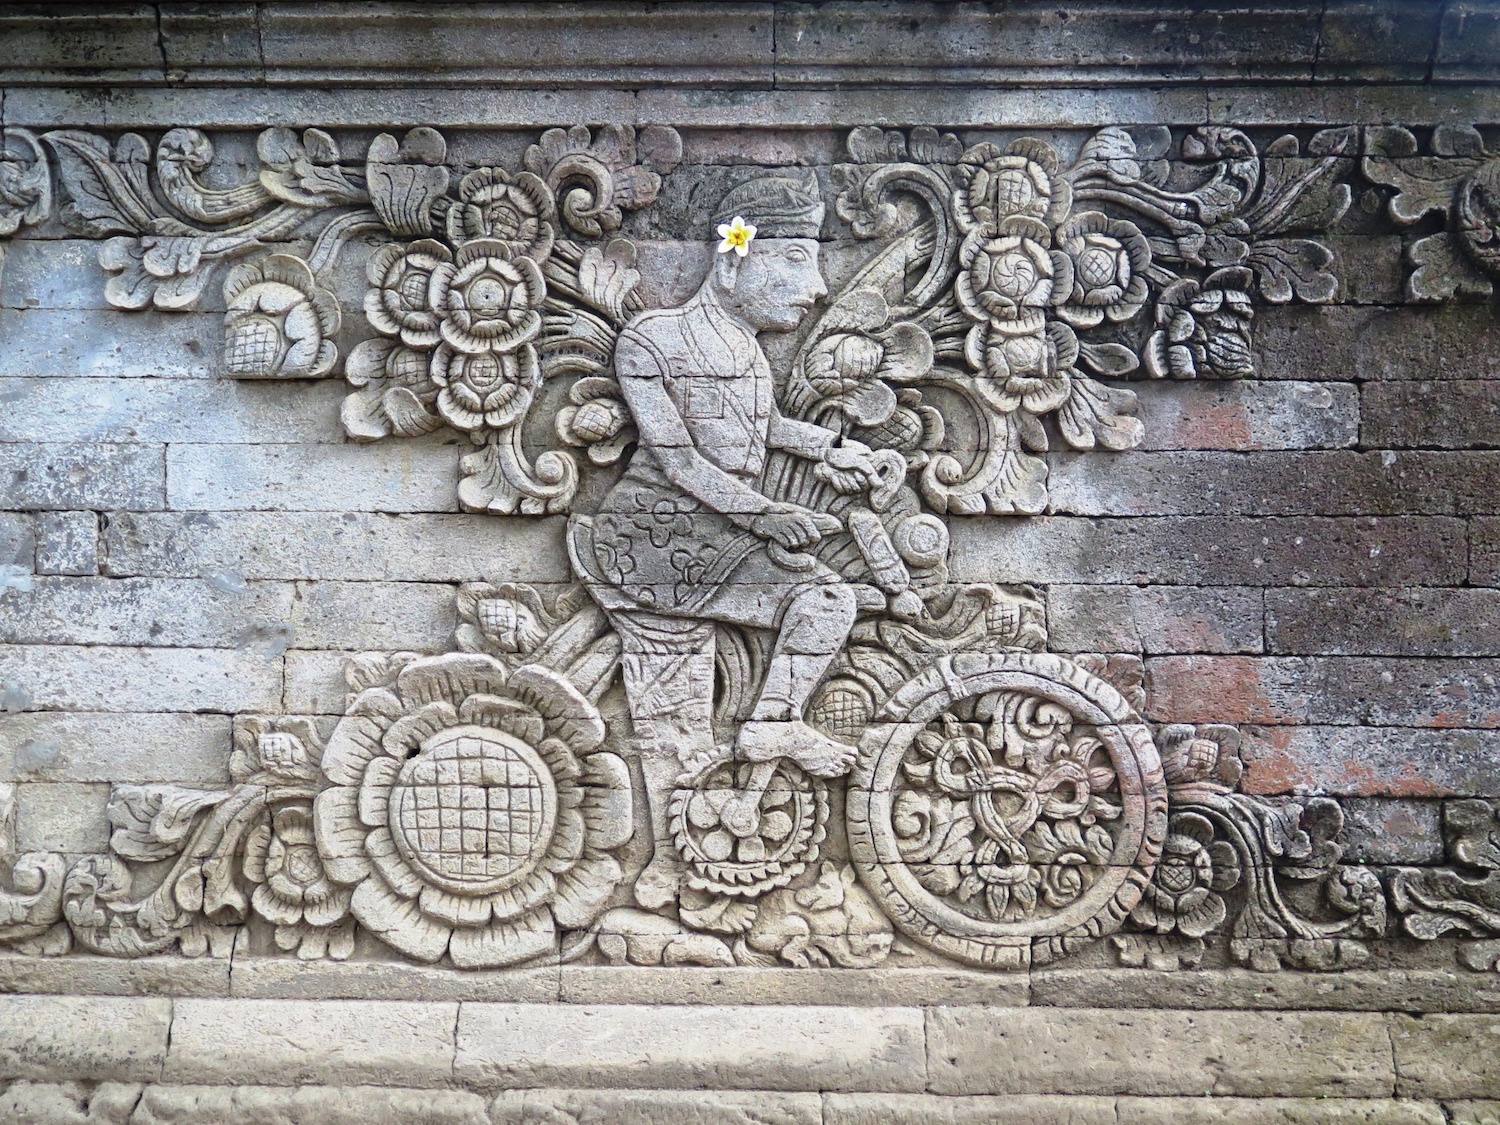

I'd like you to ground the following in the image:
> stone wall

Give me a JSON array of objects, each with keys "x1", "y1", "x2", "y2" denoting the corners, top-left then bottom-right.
[{"x1": 3, "y1": 2, "x2": 1500, "y2": 1120}]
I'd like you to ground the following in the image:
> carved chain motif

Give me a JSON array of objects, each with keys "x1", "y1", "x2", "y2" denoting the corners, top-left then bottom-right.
[{"x1": 0, "y1": 121, "x2": 1488, "y2": 973}]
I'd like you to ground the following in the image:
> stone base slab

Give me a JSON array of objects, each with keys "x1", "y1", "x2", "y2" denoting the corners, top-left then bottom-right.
[{"x1": 0, "y1": 1085, "x2": 1488, "y2": 1125}]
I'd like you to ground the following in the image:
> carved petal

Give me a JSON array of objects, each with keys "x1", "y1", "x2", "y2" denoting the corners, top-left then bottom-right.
[
  {"x1": 358, "y1": 756, "x2": 401, "y2": 827},
  {"x1": 419, "y1": 884, "x2": 493, "y2": 928},
  {"x1": 366, "y1": 825, "x2": 425, "y2": 899},
  {"x1": 579, "y1": 752, "x2": 634, "y2": 851},
  {"x1": 313, "y1": 786, "x2": 372, "y2": 885},
  {"x1": 508, "y1": 664, "x2": 606, "y2": 751},
  {"x1": 551, "y1": 850, "x2": 622, "y2": 929},
  {"x1": 396, "y1": 652, "x2": 512, "y2": 708},
  {"x1": 350, "y1": 871, "x2": 450, "y2": 963},
  {"x1": 447, "y1": 908, "x2": 555, "y2": 969},
  {"x1": 381, "y1": 700, "x2": 460, "y2": 760},
  {"x1": 321, "y1": 704, "x2": 398, "y2": 788}
]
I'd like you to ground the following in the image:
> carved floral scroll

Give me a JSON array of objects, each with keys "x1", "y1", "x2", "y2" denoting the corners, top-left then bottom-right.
[{"x1": 0, "y1": 120, "x2": 1486, "y2": 974}]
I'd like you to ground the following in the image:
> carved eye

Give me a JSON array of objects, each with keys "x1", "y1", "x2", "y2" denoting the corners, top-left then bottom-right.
[{"x1": 785, "y1": 246, "x2": 810, "y2": 263}]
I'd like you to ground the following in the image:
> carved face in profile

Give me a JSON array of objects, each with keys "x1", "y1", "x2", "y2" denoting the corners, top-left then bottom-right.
[{"x1": 721, "y1": 237, "x2": 828, "y2": 332}]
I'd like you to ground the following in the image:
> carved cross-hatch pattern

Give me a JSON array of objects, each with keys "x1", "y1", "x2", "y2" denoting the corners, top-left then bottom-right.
[{"x1": 0, "y1": 118, "x2": 1492, "y2": 975}]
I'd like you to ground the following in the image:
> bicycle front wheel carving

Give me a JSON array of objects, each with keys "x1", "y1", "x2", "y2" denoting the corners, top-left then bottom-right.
[{"x1": 847, "y1": 652, "x2": 1167, "y2": 969}]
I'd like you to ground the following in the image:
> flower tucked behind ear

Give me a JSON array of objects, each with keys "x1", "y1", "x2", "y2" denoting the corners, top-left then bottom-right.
[{"x1": 716, "y1": 215, "x2": 757, "y2": 257}]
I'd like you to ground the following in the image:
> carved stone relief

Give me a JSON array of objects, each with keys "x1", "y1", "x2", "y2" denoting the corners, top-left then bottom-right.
[{"x1": 0, "y1": 119, "x2": 1486, "y2": 975}]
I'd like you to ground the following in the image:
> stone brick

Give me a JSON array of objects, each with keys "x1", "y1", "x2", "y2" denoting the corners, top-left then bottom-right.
[
  {"x1": 0, "y1": 1079, "x2": 145, "y2": 1125},
  {"x1": 0, "y1": 309, "x2": 219, "y2": 378},
  {"x1": 0, "y1": 578, "x2": 294, "y2": 649},
  {"x1": 11, "y1": 782, "x2": 110, "y2": 852},
  {"x1": 1363, "y1": 382, "x2": 1500, "y2": 449},
  {"x1": 287, "y1": 581, "x2": 457, "y2": 651},
  {"x1": 926, "y1": 1007, "x2": 1394, "y2": 1097},
  {"x1": 1254, "y1": 305, "x2": 1500, "y2": 382},
  {"x1": 1115, "y1": 1097, "x2": 1444, "y2": 1124},
  {"x1": 0, "y1": 515, "x2": 33, "y2": 572},
  {"x1": 1436, "y1": 1, "x2": 1500, "y2": 81},
  {"x1": 821, "y1": 1092, "x2": 1115, "y2": 1124},
  {"x1": 282, "y1": 649, "x2": 364, "y2": 714},
  {"x1": 0, "y1": 712, "x2": 233, "y2": 785},
  {"x1": 455, "y1": 1003, "x2": 926, "y2": 1092},
  {"x1": 1450, "y1": 1103, "x2": 1500, "y2": 1125},
  {"x1": 949, "y1": 517, "x2": 1468, "y2": 587},
  {"x1": 1238, "y1": 726, "x2": 1500, "y2": 798},
  {"x1": 132, "y1": 1085, "x2": 491, "y2": 1125},
  {"x1": 491, "y1": 1088, "x2": 823, "y2": 1125},
  {"x1": 1134, "y1": 380, "x2": 1358, "y2": 451},
  {"x1": 0, "y1": 378, "x2": 347, "y2": 445},
  {"x1": 1338, "y1": 798, "x2": 1446, "y2": 864},
  {"x1": 1046, "y1": 585, "x2": 1264, "y2": 655},
  {"x1": 1474, "y1": 519, "x2": 1500, "y2": 586},
  {"x1": 34, "y1": 513, "x2": 98, "y2": 577},
  {"x1": 0, "y1": 644, "x2": 282, "y2": 713},
  {"x1": 0, "y1": 443, "x2": 165, "y2": 511},
  {"x1": 163, "y1": 999, "x2": 458, "y2": 1087},
  {"x1": 166, "y1": 442, "x2": 461, "y2": 512},
  {"x1": 1146, "y1": 656, "x2": 1500, "y2": 728},
  {"x1": 1046, "y1": 451, "x2": 1500, "y2": 517},
  {"x1": 1267, "y1": 588, "x2": 1500, "y2": 656},
  {"x1": 0, "y1": 995, "x2": 170, "y2": 1082},
  {"x1": 0, "y1": 954, "x2": 230, "y2": 999},
  {"x1": 1328, "y1": 235, "x2": 1407, "y2": 304},
  {"x1": 100, "y1": 511, "x2": 571, "y2": 582},
  {"x1": 1391, "y1": 1014, "x2": 1500, "y2": 1098}
]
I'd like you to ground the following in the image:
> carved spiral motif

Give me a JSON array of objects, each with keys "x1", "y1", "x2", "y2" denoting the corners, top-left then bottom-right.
[{"x1": 847, "y1": 652, "x2": 1167, "y2": 969}]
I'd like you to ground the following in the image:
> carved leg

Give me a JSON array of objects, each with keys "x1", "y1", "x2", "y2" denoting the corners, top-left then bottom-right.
[
  {"x1": 737, "y1": 584, "x2": 859, "y2": 778},
  {"x1": 615, "y1": 617, "x2": 718, "y2": 910}
]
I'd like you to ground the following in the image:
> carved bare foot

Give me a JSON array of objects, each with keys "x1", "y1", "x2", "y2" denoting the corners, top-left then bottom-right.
[
  {"x1": 737, "y1": 719, "x2": 856, "y2": 778},
  {"x1": 633, "y1": 849, "x2": 685, "y2": 910}
]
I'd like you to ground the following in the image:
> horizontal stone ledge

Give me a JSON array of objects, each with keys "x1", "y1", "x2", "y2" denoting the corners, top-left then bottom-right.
[
  {"x1": 0, "y1": 711, "x2": 234, "y2": 785},
  {"x1": 0, "y1": 442, "x2": 166, "y2": 512},
  {"x1": 1030, "y1": 968, "x2": 1500, "y2": 1015},
  {"x1": 1254, "y1": 305, "x2": 1500, "y2": 383},
  {"x1": 0, "y1": 1, "x2": 1466, "y2": 88},
  {"x1": 0, "y1": 994, "x2": 171, "y2": 1083},
  {"x1": 1392, "y1": 1014, "x2": 1500, "y2": 1099},
  {"x1": 8, "y1": 84, "x2": 1500, "y2": 132}
]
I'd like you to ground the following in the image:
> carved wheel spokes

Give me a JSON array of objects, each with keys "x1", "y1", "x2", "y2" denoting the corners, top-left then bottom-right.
[
  {"x1": 847, "y1": 652, "x2": 1167, "y2": 969},
  {"x1": 669, "y1": 757, "x2": 829, "y2": 898}
]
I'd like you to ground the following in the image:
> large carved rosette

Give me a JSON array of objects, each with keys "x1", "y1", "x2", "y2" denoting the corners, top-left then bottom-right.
[
  {"x1": 313, "y1": 653, "x2": 631, "y2": 968},
  {"x1": 848, "y1": 652, "x2": 1166, "y2": 969}
]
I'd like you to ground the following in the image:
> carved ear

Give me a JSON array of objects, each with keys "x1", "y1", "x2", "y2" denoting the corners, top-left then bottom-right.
[{"x1": 712, "y1": 249, "x2": 742, "y2": 290}]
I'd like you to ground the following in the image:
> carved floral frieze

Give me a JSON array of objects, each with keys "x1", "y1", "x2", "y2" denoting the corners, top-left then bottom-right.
[{"x1": 0, "y1": 120, "x2": 1488, "y2": 975}]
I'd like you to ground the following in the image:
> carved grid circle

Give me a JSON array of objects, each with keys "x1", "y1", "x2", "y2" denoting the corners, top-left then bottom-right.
[{"x1": 389, "y1": 725, "x2": 558, "y2": 897}]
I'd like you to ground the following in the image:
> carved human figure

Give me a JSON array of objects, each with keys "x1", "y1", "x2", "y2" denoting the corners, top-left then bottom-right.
[{"x1": 568, "y1": 173, "x2": 880, "y2": 906}]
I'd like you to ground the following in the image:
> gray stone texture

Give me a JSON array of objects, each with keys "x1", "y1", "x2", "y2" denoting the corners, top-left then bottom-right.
[{"x1": 1, "y1": 0, "x2": 1499, "y2": 1112}]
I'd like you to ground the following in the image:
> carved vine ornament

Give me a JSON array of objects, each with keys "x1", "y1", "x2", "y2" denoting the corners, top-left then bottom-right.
[{"x1": 0, "y1": 121, "x2": 1495, "y2": 974}]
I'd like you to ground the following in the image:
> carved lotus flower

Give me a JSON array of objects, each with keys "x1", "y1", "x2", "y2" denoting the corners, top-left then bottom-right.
[
  {"x1": 447, "y1": 168, "x2": 556, "y2": 261},
  {"x1": 430, "y1": 343, "x2": 541, "y2": 431},
  {"x1": 431, "y1": 239, "x2": 546, "y2": 355},
  {"x1": 1129, "y1": 812, "x2": 1240, "y2": 939},
  {"x1": 804, "y1": 325, "x2": 933, "y2": 427},
  {"x1": 364, "y1": 239, "x2": 453, "y2": 350},
  {"x1": 222, "y1": 253, "x2": 341, "y2": 378},
  {"x1": 956, "y1": 228, "x2": 1073, "y2": 338},
  {"x1": 968, "y1": 321, "x2": 1080, "y2": 416},
  {"x1": 314, "y1": 652, "x2": 632, "y2": 968},
  {"x1": 244, "y1": 804, "x2": 354, "y2": 961},
  {"x1": 1055, "y1": 211, "x2": 1152, "y2": 327},
  {"x1": 954, "y1": 139, "x2": 1072, "y2": 238}
]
